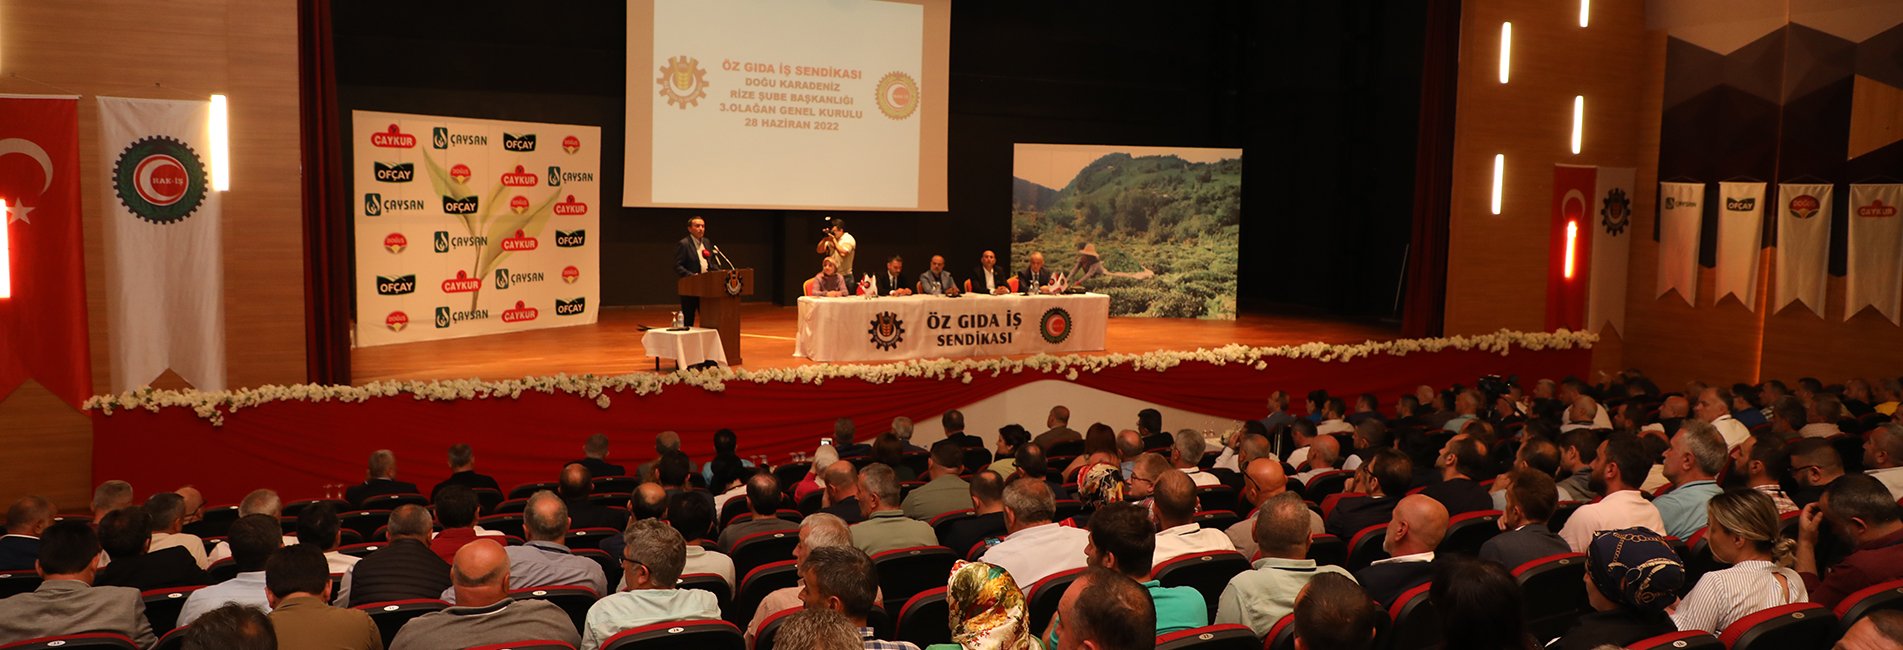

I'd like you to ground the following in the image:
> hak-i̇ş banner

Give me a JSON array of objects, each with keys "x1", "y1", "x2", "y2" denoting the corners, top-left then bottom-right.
[
  {"x1": 1773, "y1": 184, "x2": 1831, "y2": 317},
  {"x1": 1657, "y1": 182, "x2": 1704, "y2": 306},
  {"x1": 352, "y1": 111, "x2": 601, "y2": 346},
  {"x1": 1846, "y1": 184, "x2": 1903, "y2": 324},
  {"x1": 1588, "y1": 167, "x2": 1635, "y2": 336}
]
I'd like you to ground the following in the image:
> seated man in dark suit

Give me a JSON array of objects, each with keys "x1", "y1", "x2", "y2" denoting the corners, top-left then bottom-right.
[
  {"x1": 939, "y1": 471, "x2": 1009, "y2": 558},
  {"x1": 718, "y1": 474, "x2": 798, "y2": 552},
  {"x1": 0, "y1": 520, "x2": 156, "y2": 645},
  {"x1": 1017, "y1": 251, "x2": 1055, "y2": 294},
  {"x1": 832, "y1": 418, "x2": 871, "y2": 458},
  {"x1": 1479, "y1": 468, "x2": 1572, "y2": 571},
  {"x1": 431, "y1": 442, "x2": 501, "y2": 501},
  {"x1": 343, "y1": 449, "x2": 419, "y2": 507},
  {"x1": 0, "y1": 496, "x2": 53, "y2": 571},
  {"x1": 818, "y1": 460, "x2": 865, "y2": 524},
  {"x1": 872, "y1": 255, "x2": 913, "y2": 296},
  {"x1": 559, "y1": 463, "x2": 629, "y2": 532},
  {"x1": 94, "y1": 507, "x2": 208, "y2": 591},
  {"x1": 337, "y1": 505, "x2": 449, "y2": 607},
  {"x1": 1352, "y1": 495, "x2": 1448, "y2": 607},
  {"x1": 569, "y1": 432, "x2": 626, "y2": 478},
  {"x1": 1421, "y1": 434, "x2": 1495, "y2": 516},
  {"x1": 970, "y1": 249, "x2": 1008, "y2": 295},
  {"x1": 1325, "y1": 448, "x2": 1413, "y2": 539}
]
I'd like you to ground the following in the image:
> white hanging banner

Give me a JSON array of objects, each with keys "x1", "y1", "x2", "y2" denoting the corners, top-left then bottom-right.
[
  {"x1": 1846, "y1": 184, "x2": 1903, "y2": 324},
  {"x1": 97, "y1": 96, "x2": 227, "y2": 392},
  {"x1": 1587, "y1": 168, "x2": 1635, "y2": 335},
  {"x1": 1657, "y1": 182, "x2": 1704, "y2": 306},
  {"x1": 1715, "y1": 181, "x2": 1765, "y2": 310},
  {"x1": 1773, "y1": 184, "x2": 1831, "y2": 317}
]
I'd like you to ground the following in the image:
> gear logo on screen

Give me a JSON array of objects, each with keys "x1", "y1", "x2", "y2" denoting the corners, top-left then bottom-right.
[
  {"x1": 658, "y1": 56, "x2": 709, "y2": 109},
  {"x1": 875, "y1": 71, "x2": 919, "y2": 120}
]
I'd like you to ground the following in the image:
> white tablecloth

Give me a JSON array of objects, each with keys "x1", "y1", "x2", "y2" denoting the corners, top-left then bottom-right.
[
  {"x1": 795, "y1": 293, "x2": 1110, "y2": 362},
  {"x1": 640, "y1": 327, "x2": 728, "y2": 367}
]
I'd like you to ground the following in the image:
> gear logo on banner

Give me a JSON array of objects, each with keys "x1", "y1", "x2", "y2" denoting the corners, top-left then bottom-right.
[
  {"x1": 868, "y1": 311, "x2": 905, "y2": 351},
  {"x1": 1040, "y1": 308, "x2": 1073, "y2": 344},
  {"x1": 658, "y1": 56, "x2": 709, "y2": 109},
  {"x1": 112, "y1": 136, "x2": 208, "y2": 225},
  {"x1": 875, "y1": 71, "x2": 919, "y2": 120},
  {"x1": 1600, "y1": 187, "x2": 1631, "y2": 236}
]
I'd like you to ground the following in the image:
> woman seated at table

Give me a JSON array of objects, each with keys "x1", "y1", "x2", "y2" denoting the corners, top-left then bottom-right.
[{"x1": 810, "y1": 257, "x2": 848, "y2": 297}]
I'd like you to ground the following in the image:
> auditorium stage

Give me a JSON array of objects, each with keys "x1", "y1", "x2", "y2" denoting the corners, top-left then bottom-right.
[{"x1": 351, "y1": 303, "x2": 1400, "y2": 383}]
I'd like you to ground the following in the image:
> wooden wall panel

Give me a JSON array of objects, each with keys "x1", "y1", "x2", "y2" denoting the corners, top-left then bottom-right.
[{"x1": 0, "y1": 0, "x2": 304, "y2": 507}]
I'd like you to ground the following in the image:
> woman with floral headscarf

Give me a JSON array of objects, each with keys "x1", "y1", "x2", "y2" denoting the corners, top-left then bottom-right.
[
  {"x1": 925, "y1": 561, "x2": 1036, "y2": 650},
  {"x1": 1557, "y1": 527, "x2": 1687, "y2": 650}
]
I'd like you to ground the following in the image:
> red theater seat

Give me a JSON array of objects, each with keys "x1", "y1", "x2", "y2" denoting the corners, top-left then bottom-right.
[
  {"x1": 599, "y1": 619, "x2": 743, "y2": 650},
  {"x1": 1717, "y1": 603, "x2": 1835, "y2": 650},
  {"x1": 1154, "y1": 624, "x2": 1258, "y2": 650}
]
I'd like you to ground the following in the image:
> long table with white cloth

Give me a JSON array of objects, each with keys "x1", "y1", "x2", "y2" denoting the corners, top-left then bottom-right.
[{"x1": 795, "y1": 293, "x2": 1111, "y2": 362}]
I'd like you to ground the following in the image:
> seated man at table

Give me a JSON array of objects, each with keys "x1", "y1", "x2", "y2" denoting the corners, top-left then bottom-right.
[
  {"x1": 915, "y1": 255, "x2": 960, "y2": 296},
  {"x1": 874, "y1": 255, "x2": 913, "y2": 296},
  {"x1": 972, "y1": 249, "x2": 1009, "y2": 295},
  {"x1": 1018, "y1": 251, "x2": 1055, "y2": 294},
  {"x1": 810, "y1": 257, "x2": 848, "y2": 297}
]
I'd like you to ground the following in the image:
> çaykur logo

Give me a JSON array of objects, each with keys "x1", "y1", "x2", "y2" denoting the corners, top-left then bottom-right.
[
  {"x1": 502, "y1": 133, "x2": 536, "y2": 152},
  {"x1": 501, "y1": 300, "x2": 540, "y2": 323},
  {"x1": 384, "y1": 233, "x2": 407, "y2": 254},
  {"x1": 555, "y1": 229, "x2": 587, "y2": 248},
  {"x1": 502, "y1": 230, "x2": 539, "y2": 251},
  {"x1": 432, "y1": 127, "x2": 488, "y2": 150},
  {"x1": 434, "y1": 231, "x2": 487, "y2": 253},
  {"x1": 441, "y1": 270, "x2": 482, "y2": 294},
  {"x1": 434, "y1": 306, "x2": 491, "y2": 329},
  {"x1": 376, "y1": 274, "x2": 416, "y2": 296},
  {"x1": 372, "y1": 161, "x2": 415, "y2": 183},
  {"x1": 555, "y1": 297, "x2": 587, "y2": 316},
  {"x1": 370, "y1": 124, "x2": 416, "y2": 148},
  {"x1": 553, "y1": 195, "x2": 588, "y2": 216},
  {"x1": 1860, "y1": 200, "x2": 1899, "y2": 218},
  {"x1": 499, "y1": 165, "x2": 539, "y2": 187},
  {"x1": 363, "y1": 193, "x2": 426, "y2": 217},
  {"x1": 493, "y1": 267, "x2": 546, "y2": 290}
]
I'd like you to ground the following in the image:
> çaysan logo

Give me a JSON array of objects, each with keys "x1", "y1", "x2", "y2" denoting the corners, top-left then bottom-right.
[
  {"x1": 562, "y1": 265, "x2": 580, "y2": 284},
  {"x1": 450, "y1": 164, "x2": 472, "y2": 184},
  {"x1": 1725, "y1": 197, "x2": 1757, "y2": 211},
  {"x1": 442, "y1": 194, "x2": 479, "y2": 215},
  {"x1": 432, "y1": 232, "x2": 489, "y2": 253},
  {"x1": 509, "y1": 195, "x2": 530, "y2": 215},
  {"x1": 112, "y1": 136, "x2": 208, "y2": 225},
  {"x1": 376, "y1": 274, "x2": 416, "y2": 296},
  {"x1": 502, "y1": 132, "x2": 537, "y2": 152},
  {"x1": 547, "y1": 165, "x2": 563, "y2": 187},
  {"x1": 562, "y1": 135, "x2": 581, "y2": 154},
  {"x1": 1664, "y1": 196, "x2": 1698, "y2": 210},
  {"x1": 364, "y1": 193, "x2": 383, "y2": 217},
  {"x1": 657, "y1": 55, "x2": 709, "y2": 109},
  {"x1": 501, "y1": 230, "x2": 539, "y2": 251},
  {"x1": 555, "y1": 229, "x2": 587, "y2": 248},
  {"x1": 875, "y1": 71, "x2": 920, "y2": 120},
  {"x1": 1789, "y1": 195, "x2": 1820, "y2": 220},
  {"x1": 553, "y1": 195, "x2": 588, "y2": 216},
  {"x1": 431, "y1": 127, "x2": 448, "y2": 150},
  {"x1": 363, "y1": 193, "x2": 425, "y2": 217},
  {"x1": 386, "y1": 311, "x2": 409, "y2": 332},
  {"x1": 440, "y1": 270, "x2": 482, "y2": 294},
  {"x1": 371, "y1": 124, "x2": 417, "y2": 148},
  {"x1": 384, "y1": 233, "x2": 407, "y2": 254},
  {"x1": 555, "y1": 297, "x2": 587, "y2": 316},
  {"x1": 372, "y1": 161, "x2": 415, "y2": 183},
  {"x1": 501, "y1": 300, "x2": 539, "y2": 323},
  {"x1": 500, "y1": 165, "x2": 539, "y2": 187},
  {"x1": 492, "y1": 268, "x2": 546, "y2": 290}
]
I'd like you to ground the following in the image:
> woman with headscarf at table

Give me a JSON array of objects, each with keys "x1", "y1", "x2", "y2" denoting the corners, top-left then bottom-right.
[
  {"x1": 1556, "y1": 527, "x2": 1687, "y2": 650},
  {"x1": 925, "y1": 561, "x2": 1036, "y2": 650},
  {"x1": 810, "y1": 256, "x2": 848, "y2": 297}
]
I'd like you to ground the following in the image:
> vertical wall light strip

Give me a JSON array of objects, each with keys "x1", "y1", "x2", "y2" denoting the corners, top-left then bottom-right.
[
  {"x1": 1499, "y1": 22, "x2": 1512, "y2": 84},
  {"x1": 1564, "y1": 220, "x2": 1579, "y2": 278},
  {"x1": 209, "y1": 94, "x2": 231, "y2": 191},
  {"x1": 1571, "y1": 95, "x2": 1585, "y2": 154},
  {"x1": 1491, "y1": 154, "x2": 1506, "y2": 215},
  {"x1": 1580, "y1": 0, "x2": 1591, "y2": 28},
  {"x1": 0, "y1": 199, "x2": 11, "y2": 299}
]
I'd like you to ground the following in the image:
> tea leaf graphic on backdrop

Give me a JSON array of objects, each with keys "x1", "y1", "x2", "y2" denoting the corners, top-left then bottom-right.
[{"x1": 477, "y1": 190, "x2": 561, "y2": 285}]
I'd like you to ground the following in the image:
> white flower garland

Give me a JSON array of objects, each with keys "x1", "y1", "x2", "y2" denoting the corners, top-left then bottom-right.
[{"x1": 83, "y1": 329, "x2": 1595, "y2": 426}]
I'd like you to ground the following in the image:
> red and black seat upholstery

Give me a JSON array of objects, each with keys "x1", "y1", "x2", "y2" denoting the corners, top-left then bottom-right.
[
  {"x1": 929, "y1": 509, "x2": 976, "y2": 541},
  {"x1": 599, "y1": 619, "x2": 744, "y2": 650},
  {"x1": 150, "y1": 627, "x2": 188, "y2": 650},
  {"x1": 509, "y1": 482, "x2": 558, "y2": 500},
  {"x1": 510, "y1": 585, "x2": 599, "y2": 634},
  {"x1": 1153, "y1": 551, "x2": 1251, "y2": 622},
  {"x1": 468, "y1": 488, "x2": 505, "y2": 515},
  {"x1": 353, "y1": 599, "x2": 450, "y2": 647},
  {"x1": 1025, "y1": 567, "x2": 1084, "y2": 632},
  {"x1": 1303, "y1": 471, "x2": 1354, "y2": 500},
  {"x1": 563, "y1": 527, "x2": 620, "y2": 550},
  {"x1": 871, "y1": 545, "x2": 958, "y2": 614},
  {"x1": 1196, "y1": 485, "x2": 1240, "y2": 513},
  {"x1": 141, "y1": 586, "x2": 205, "y2": 636},
  {"x1": 334, "y1": 541, "x2": 385, "y2": 558},
  {"x1": 677, "y1": 573, "x2": 733, "y2": 613},
  {"x1": 1265, "y1": 613, "x2": 1298, "y2": 650},
  {"x1": 572, "y1": 548, "x2": 622, "y2": 589},
  {"x1": 337, "y1": 509, "x2": 392, "y2": 540},
  {"x1": 729, "y1": 530, "x2": 800, "y2": 580},
  {"x1": 1193, "y1": 510, "x2": 1241, "y2": 533},
  {"x1": 282, "y1": 498, "x2": 351, "y2": 518},
  {"x1": 464, "y1": 642, "x2": 577, "y2": 650},
  {"x1": 1624, "y1": 630, "x2": 1724, "y2": 650},
  {"x1": 1834, "y1": 578, "x2": 1903, "y2": 634},
  {"x1": 795, "y1": 490, "x2": 823, "y2": 515},
  {"x1": 183, "y1": 505, "x2": 240, "y2": 538},
  {"x1": 1345, "y1": 524, "x2": 1389, "y2": 571},
  {"x1": 1681, "y1": 527, "x2": 1722, "y2": 595},
  {"x1": 1154, "y1": 624, "x2": 1258, "y2": 649},
  {"x1": 0, "y1": 634, "x2": 141, "y2": 650},
  {"x1": 360, "y1": 493, "x2": 428, "y2": 509},
  {"x1": 476, "y1": 513, "x2": 526, "y2": 538},
  {"x1": 1319, "y1": 492, "x2": 1365, "y2": 520},
  {"x1": 1717, "y1": 602, "x2": 1836, "y2": 650},
  {"x1": 593, "y1": 476, "x2": 641, "y2": 494},
  {"x1": 1545, "y1": 501, "x2": 1587, "y2": 533},
  {"x1": 1513, "y1": 553, "x2": 1589, "y2": 642},
  {"x1": 1382, "y1": 583, "x2": 1437, "y2": 650},
  {"x1": 0, "y1": 569, "x2": 43, "y2": 598},
  {"x1": 1438, "y1": 510, "x2": 1502, "y2": 557},
  {"x1": 730, "y1": 560, "x2": 800, "y2": 627},
  {"x1": 752, "y1": 607, "x2": 801, "y2": 650},
  {"x1": 896, "y1": 587, "x2": 952, "y2": 648},
  {"x1": 206, "y1": 557, "x2": 239, "y2": 584},
  {"x1": 1306, "y1": 534, "x2": 1345, "y2": 567}
]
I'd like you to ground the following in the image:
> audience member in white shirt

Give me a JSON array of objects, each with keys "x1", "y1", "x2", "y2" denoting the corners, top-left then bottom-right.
[
  {"x1": 144, "y1": 493, "x2": 210, "y2": 570},
  {"x1": 1671, "y1": 490, "x2": 1806, "y2": 633},
  {"x1": 1149, "y1": 470, "x2": 1235, "y2": 567},
  {"x1": 1316, "y1": 397, "x2": 1353, "y2": 436},
  {"x1": 1799, "y1": 394, "x2": 1846, "y2": 438},
  {"x1": 1560, "y1": 433, "x2": 1667, "y2": 552},
  {"x1": 1284, "y1": 420, "x2": 1319, "y2": 470},
  {"x1": 980, "y1": 477, "x2": 1089, "y2": 590},
  {"x1": 1169, "y1": 430, "x2": 1221, "y2": 488},
  {"x1": 1293, "y1": 436, "x2": 1344, "y2": 487}
]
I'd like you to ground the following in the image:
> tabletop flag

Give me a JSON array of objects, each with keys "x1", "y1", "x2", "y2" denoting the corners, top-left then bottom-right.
[
  {"x1": 0, "y1": 95, "x2": 91, "y2": 408},
  {"x1": 1846, "y1": 184, "x2": 1903, "y2": 324},
  {"x1": 98, "y1": 97, "x2": 226, "y2": 392},
  {"x1": 1588, "y1": 167, "x2": 1635, "y2": 336},
  {"x1": 1715, "y1": 181, "x2": 1765, "y2": 310},
  {"x1": 1657, "y1": 182, "x2": 1704, "y2": 306},
  {"x1": 1773, "y1": 184, "x2": 1831, "y2": 317}
]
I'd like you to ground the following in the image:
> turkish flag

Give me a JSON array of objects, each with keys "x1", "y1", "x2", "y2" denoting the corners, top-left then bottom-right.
[
  {"x1": 1546, "y1": 165, "x2": 1595, "y2": 331},
  {"x1": 0, "y1": 96, "x2": 91, "y2": 408}
]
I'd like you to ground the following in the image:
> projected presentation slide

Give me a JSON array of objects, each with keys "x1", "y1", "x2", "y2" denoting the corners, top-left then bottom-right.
[{"x1": 624, "y1": 0, "x2": 949, "y2": 211}]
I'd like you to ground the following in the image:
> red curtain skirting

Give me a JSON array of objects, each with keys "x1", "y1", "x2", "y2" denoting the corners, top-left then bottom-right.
[{"x1": 93, "y1": 347, "x2": 1586, "y2": 505}]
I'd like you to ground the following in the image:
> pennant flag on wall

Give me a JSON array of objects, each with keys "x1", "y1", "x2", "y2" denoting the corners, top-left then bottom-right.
[
  {"x1": 1774, "y1": 183, "x2": 1831, "y2": 317},
  {"x1": 1715, "y1": 181, "x2": 1765, "y2": 310},
  {"x1": 1588, "y1": 167, "x2": 1636, "y2": 335},
  {"x1": 0, "y1": 95, "x2": 91, "y2": 408},
  {"x1": 1846, "y1": 184, "x2": 1903, "y2": 324},
  {"x1": 1545, "y1": 165, "x2": 1596, "y2": 331},
  {"x1": 97, "y1": 97, "x2": 226, "y2": 392},
  {"x1": 1657, "y1": 182, "x2": 1705, "y2": 305}
]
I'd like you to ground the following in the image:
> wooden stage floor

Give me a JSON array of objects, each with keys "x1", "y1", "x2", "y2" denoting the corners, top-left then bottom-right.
[{"x1": 351, "y1": 304, "x2": 1400, "y2": 383}]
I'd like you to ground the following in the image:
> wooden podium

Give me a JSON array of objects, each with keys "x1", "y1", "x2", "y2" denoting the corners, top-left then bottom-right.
[{"x1": 678, "y1": 268, "x2": 754, "y2": 366}]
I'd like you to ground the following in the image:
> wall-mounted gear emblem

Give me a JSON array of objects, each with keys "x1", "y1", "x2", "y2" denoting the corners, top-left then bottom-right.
[
  {"x1": 658, "y1": 56, "x2": 709, "y2": 109},
  {"x1": 1600, "y1": 187, "x2": 1631, "y2": 236},
  {"x1": 112, "y1": 135, "x2": 208, "y2": 225}
]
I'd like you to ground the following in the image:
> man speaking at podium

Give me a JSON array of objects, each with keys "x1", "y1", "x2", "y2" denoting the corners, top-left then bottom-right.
[{"x1": 674, "y1": 216, "x2": 729, "y2": 327}]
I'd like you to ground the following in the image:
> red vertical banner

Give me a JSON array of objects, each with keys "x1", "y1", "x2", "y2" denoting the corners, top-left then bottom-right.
[
  {"x1": 0, "y1": 95, "x2": 91, "y2": 408},
  {"x1": 1546, "y1": 165, "x2": 1596, "y2": 331}
]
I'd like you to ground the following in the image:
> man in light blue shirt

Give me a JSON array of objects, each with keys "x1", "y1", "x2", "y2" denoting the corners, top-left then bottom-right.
[
  {"x1": 178, "y1": 514, "x2": 282, "y2": 626},
  {"x1": 444, "y1": 491, "x2": 605, "y2": 602},
  {"x1": 581, "y1": 519, "x2": 720, "y2": 650},
  {"x1": 1651, "y1": 420, "x2": 1728, "y2": 539},
  {"x1": 1044, "y1": 502, "x2": 1207, "y2": 646},
  {"x1": 1216, "y1": 492, "x2": 1355, "y2": 636}
]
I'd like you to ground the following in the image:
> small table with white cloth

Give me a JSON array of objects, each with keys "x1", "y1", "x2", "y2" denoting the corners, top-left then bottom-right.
[
  {"x1": 640, "y1": 326, "x2": 728, "y2": 370},
  {"x1": 795, "y1": 293, "x2": 1111, "y2": 362}
]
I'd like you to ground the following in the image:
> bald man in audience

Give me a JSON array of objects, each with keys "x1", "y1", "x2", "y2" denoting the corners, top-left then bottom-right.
[
  {"x1": 1352, "y1": 494, "x2": 1448, "y2": 607},
  {"x1": 0, "y1": 496, "x2": 54, "y2": 570},
  {"x1": 339, "y1": 505, "x2": 449, "y2": 607},
  {"x1": 1150, "y1": 470, "x2": 1235, "y2": 566},
  {"x1": 1216, "y1": 492, "x2": 1355, "y2": 637},
  {"x1": 1228, "y1": 459, "x2": 1324, "y2": 558},
  {"x1": 445, "y1": 490, "x2": 605, "y2": 602},
  {"x1": 174, "y1": 486, "x2": 206, "y2": 529},
  {"x1": 391, "y1": 540, "x2": 580, "y2": 649},
  {"x1": 1116, "y1": 429, "x2": 1145, "y2": 479},
  {"x1": 1293, "y1": 435, "x2": 1342, "y2": 486},
  {"x1": 1034, "y1": 405, "x2": 1080, "y2": 449},
  {"x1": 817, "y1": 460, "x2": 864, "y2": 523},
  {"x1": 1864, "y1": 423, "x2": 1903, "y2": 501}
]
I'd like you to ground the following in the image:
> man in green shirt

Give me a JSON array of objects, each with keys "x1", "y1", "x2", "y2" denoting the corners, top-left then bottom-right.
[
  {"x1": 1044, "y1": 502, "x2": 1208, "y2": 646},
  {"x1": 849, "y1": 463, "x2": 938, "y2": 555},
  {"x1": 1214, "y1": 492, "x2": 1355, "y2": 636},
  {"x1": 901, "y1": 440, "x2": 972, "y2": 520}
]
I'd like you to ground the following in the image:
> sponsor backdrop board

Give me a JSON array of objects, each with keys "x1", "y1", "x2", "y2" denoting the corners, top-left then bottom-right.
[{"x1": 351, "y1": 110, "x2": 600, "y2": 347}]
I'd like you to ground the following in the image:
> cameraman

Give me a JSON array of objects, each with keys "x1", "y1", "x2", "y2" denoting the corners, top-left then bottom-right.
[{"x1": 815, "y1": 217, "x2": 857, "y2": 279}]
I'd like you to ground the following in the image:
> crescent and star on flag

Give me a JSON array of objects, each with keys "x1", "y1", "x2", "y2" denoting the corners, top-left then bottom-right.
[{"x1": 0, "y1": 137, "x2": 56, "y2": 225}]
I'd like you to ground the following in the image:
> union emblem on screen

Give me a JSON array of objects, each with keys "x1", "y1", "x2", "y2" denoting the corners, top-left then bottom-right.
[{"x1": 658, "y1": 56, "x2": 709, "y2": 109}]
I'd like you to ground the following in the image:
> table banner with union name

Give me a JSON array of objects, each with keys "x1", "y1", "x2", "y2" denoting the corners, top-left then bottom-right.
[
  {"x1": 796, "y1": 293, "x2": 1110, "y2": 362},
  {"x1": 351, "y1": 110, "x2": 601, "y2": 347}
]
